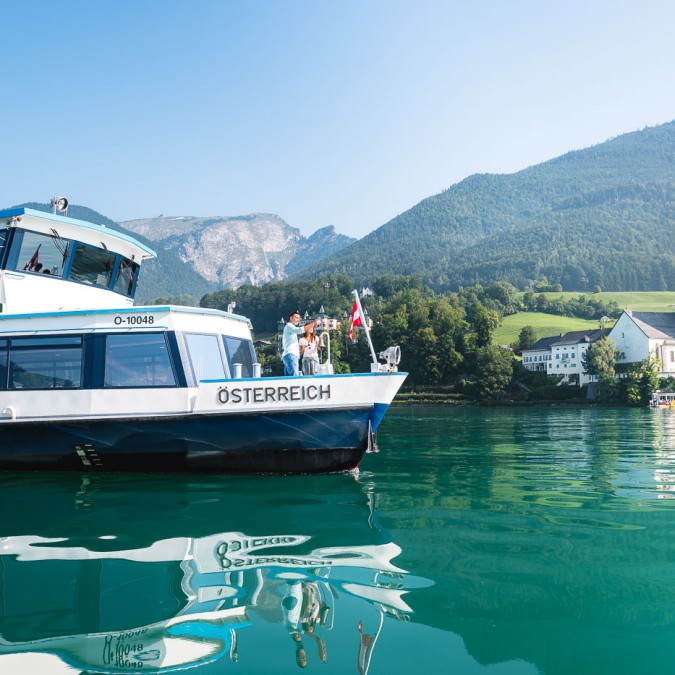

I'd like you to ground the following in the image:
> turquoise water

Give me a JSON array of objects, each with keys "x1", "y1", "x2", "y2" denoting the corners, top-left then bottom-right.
[{"x1": 1, "y1": 406, "x2": 674, "y2": 674}]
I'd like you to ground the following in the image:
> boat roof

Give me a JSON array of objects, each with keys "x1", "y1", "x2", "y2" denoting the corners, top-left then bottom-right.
[
  {"x1": 0, "y1": 207, "x2": 156, "y2": 261},
  {"x1": 0, "y1": 304, "x2": 253, "y2": 337},
  {"x1": 0, "y1": 304, "x2": 250, "y2": 323}
]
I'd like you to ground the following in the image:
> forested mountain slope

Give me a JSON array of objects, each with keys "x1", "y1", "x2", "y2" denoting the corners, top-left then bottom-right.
[{"x1": 298, "y1": 121, "x2": 675, "y2": 291}]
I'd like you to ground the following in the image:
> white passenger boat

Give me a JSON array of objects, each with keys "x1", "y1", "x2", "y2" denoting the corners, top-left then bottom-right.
[{"x1": 0, "y1": 204, "x2": 406, "y2": 473}]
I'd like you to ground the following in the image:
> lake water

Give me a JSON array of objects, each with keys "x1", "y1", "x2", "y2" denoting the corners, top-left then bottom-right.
[{"x1": 1, "y1": 406, "x2": 675, "y2": 674}]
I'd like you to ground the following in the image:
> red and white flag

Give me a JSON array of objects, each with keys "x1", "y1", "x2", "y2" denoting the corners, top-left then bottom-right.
[
  {"x1": 24, "y1": 244, "x2": 41, "y2": 271},
  {"x1": 348, "y1": 301, "x2": 363, "y2": 342},
  {"x1": 357, "y1": 620, "x2": 374, "y2": 675}
]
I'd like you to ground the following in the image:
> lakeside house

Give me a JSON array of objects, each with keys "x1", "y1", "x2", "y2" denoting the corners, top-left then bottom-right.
[
  {"x1": 522, "y1": 311, "x2": 675, "y2": 386},
  {"x1": 521, "y1": 336, "x2": 557, "y2": 372},
  {"x1": 522, "y1": 329, "x2": 604, "y2": 385},
  {"x1": 608, "y1": 311, "x2": 675, "y2": 377}
]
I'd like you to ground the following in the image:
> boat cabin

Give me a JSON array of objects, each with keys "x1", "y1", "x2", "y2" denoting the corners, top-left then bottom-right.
[
  {"x1": 0, "y1": 305, "x2": 257, "y2": 393},
  {"x1": 0, "y1": 208, "x2": 156, "y2": 314}
]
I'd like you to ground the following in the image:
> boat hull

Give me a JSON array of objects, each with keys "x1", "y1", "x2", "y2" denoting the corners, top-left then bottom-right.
[{"x1": 0, "y1": 406, "x2": 379, "y2": 474}]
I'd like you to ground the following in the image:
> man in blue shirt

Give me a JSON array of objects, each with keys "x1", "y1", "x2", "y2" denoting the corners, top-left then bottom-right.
[{"x1": 282, "y1": 311, "x2": 320, "y2": 376}]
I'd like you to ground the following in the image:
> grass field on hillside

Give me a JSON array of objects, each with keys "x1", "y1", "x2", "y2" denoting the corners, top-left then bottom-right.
[
  {"x1": 535, "y1": 291, "x2": 675, "y2": 311},
  {"x1": 495, "y1": 292, "x2": 675, "y2": 345},
  {"x1": 495, "y1": 313, "x2": 611, "y2": 346}
]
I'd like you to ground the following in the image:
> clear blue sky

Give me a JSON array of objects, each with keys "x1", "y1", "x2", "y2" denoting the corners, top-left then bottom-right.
[{"x1": 2, "y1": 0, "x2": 674, "y2": 238}]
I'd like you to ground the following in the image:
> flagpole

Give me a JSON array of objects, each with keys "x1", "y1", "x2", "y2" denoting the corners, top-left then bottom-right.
[
  {"x1": 364, "y1": 607, "x2": 385, "y2": 675},
  {"x1": 352, "y1": 289, "x2": 378, "y2": 366}
]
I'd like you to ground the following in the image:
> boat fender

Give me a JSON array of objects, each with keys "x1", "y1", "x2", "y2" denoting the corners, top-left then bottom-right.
[{"x1": 2, "y1": 406, "x2": 16, "y2": 420}]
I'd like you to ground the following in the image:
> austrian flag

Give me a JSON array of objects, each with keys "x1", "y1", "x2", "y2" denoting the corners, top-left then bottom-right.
[
  {"x1": 348, "y1": 301, "x2": 363, "y2": 341},
  {"x1": 24, "y1": 244, "x2": 41, "y2": 271}
]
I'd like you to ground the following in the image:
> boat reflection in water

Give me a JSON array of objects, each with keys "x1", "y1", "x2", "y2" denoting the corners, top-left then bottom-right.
[{"x1": 0, "y1": 473, "x2": 423, "y2": 673}]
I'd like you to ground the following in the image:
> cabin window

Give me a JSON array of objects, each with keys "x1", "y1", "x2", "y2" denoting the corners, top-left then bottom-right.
[
  {"x1": 0, "y1": 339, "x2": 7, "y2": 388},
  {"x1": 185, "y1": 333, "x2": 226, "y2": 381},
  {"x1": 0, "y1": 229, "x2": 9, "y2": 268},
  {"x1": 104, "y1": 333, "x2": 176, "y2": 388},
  {"x1": 13, "y1": 230, "x2": 68, "y2": 277},
  {"x1": 113, "y1": 257, "x2": 139, "y2": 297},
  {"x1": 222, "y1": 336, "x2": 255, "y2": 378},
  {"x1": 70, "y1": 242, "x2": 116, "y2": 289},
  {"x1": 8, "y1": 337, "x2": 82, "y2": 389}
]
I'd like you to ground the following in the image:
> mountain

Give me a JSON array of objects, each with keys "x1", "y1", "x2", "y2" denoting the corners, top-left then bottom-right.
[
  {"x1": 5, "y1": 203, "x2": 218, "y2": 302},
  {"x1": 296, "y1": 121, "x2": 675, "y2": 292},
  {"x1": 120, "y1": 214, "x2": 354, "y2": 288}
]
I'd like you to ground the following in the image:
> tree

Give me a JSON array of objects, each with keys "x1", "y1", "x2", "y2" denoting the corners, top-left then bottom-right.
[
  {"x1": 256, "y1": 343, "x2": 283, "y2": 376},
  {"x1": 597, "y1": 373, "x2": 620, "y2": 403},
  {"x1": 429, "y1": 295, "x2": 467, "y2": 382},
  {"x1": 484, "y1": 281, "x2": 520, "y2": 315},
  {"x1": 582, "y1": 336, "x2": 620, "y2": 402},
  {"x1": 582, "y1": 336, "x2": 619, "y2": 377},
  {"x1": 373, "y1": 275, "x2": 423, "y2": 298},
  {"x1": 475, "y1": 345, "x2": 515, "y2": 400},
  {"x1": 522, "y1": 291, "x2": 536, "y2": 310},
  {"x1": 370, "y1": 290, "x2": 468, "y2": 385},
  {"x1": 471, "y1": 302, "x2": 501, "y2": 348},
  {"x1": 623, "y1": 355, "x2": 660, "y2": 406},
  {"x1": 517, "y1": 325, "x2": 537, "y2": 352},
  {"x1": 639, "y1": 355, "x2": 661, "y2": 403},
  {"x1": 535, "y1": 294, "x2": 549, "y2": 312}
]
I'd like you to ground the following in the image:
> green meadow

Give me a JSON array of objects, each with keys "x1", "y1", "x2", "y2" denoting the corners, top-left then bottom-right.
[
  {"x1": 495, "y1": 292, "x2": 675, "y2": 345},
  {"x1": 535, "y1": 291, "x2": 675, "y2": 312}
]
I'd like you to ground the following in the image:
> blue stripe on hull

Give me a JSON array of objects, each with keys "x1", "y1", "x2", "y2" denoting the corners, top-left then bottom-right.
[
  {"x1": 371, "y1": 402, "x2": 389, "y2": 432},
  {"x1": 0, "y1": 408, "x2": 374, "y2": 474}
]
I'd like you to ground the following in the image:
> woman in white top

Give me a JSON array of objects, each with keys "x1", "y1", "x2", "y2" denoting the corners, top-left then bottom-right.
[{"x1": 299, "y1": 326, "x2": 320, "y2": 375}]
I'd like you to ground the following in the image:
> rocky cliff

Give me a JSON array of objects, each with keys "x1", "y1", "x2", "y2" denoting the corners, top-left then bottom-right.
[{"x1": 121, "y1": 214, "x2": 354, "y2": 289}]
